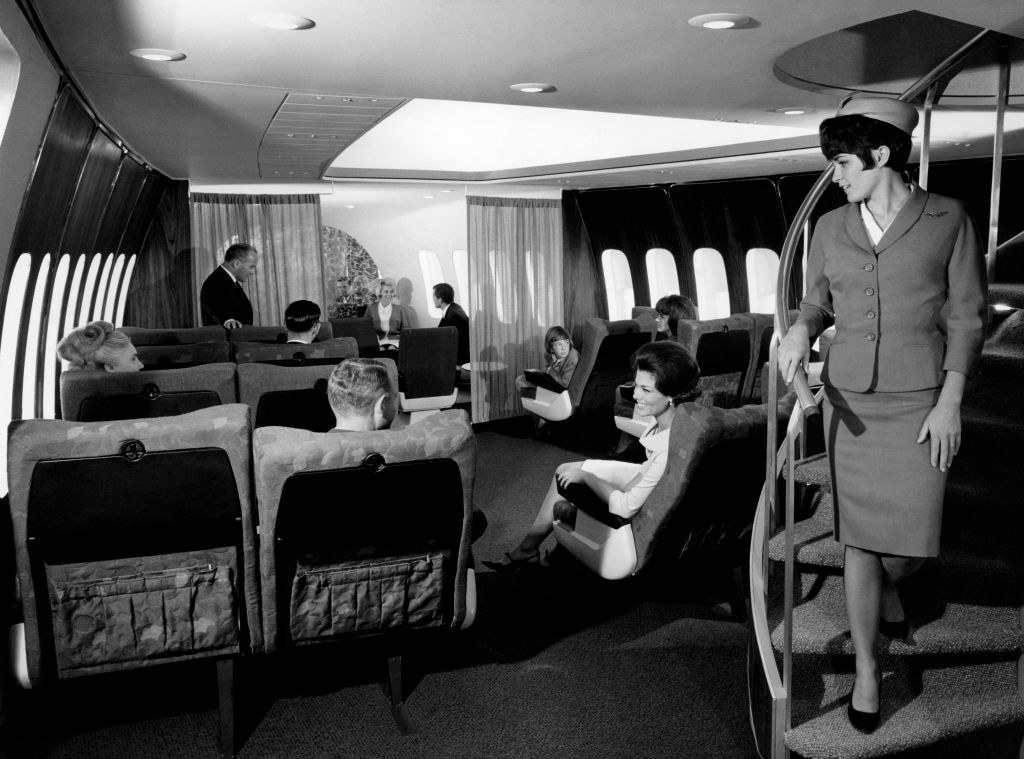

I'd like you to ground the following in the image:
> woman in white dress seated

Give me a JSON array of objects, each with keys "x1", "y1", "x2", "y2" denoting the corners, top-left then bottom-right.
[{"x1": 484, "y1": 341, "x2": 700, "y2": 570}]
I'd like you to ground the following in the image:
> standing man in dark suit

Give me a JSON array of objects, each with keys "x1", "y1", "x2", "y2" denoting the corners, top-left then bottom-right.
[
  {"x1": 200, "y1": 243, "x2": 258, "y2": 328},
  {"x1": 433, "y1": 282, "x2": 469, "y2": 365}
]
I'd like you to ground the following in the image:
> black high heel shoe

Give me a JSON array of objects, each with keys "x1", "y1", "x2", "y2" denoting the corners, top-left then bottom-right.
[
  {"x1": 879, "y1": 617, "x2": 911, "y2": 643},
  {"x1": 847, "y1": 667, "x2": 881, "y2": 733}
]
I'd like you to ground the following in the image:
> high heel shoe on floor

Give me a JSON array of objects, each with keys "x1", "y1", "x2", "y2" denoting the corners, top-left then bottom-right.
[
  {"x1": 879, "y1": 617, "x2": 911, "y2": 643},
  {"x1": 847, "y1": 668, "x2": 881, "y2": 734}
]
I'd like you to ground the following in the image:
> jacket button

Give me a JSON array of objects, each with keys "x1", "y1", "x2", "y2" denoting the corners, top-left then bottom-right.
[
  {"x1": 865, "y1": 287, "x2": 875, "y2": 296},
  {"x1": 865, "y1": 333, "x2": 876, "y2": 341},
  {"x1": 866, "y1": 311, "x2": 875, "y2": 319},
  {"x1": 864, "y1": 263, "x2": 875, "y2": 272}
]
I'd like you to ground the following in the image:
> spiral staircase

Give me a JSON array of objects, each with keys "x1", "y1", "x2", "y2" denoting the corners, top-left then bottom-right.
[{"x1": 748, "y1": 26, "x2": 1024, "y2": 759}]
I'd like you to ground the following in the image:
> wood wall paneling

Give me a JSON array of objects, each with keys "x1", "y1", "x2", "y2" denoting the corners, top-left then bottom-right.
[
  {"x1": 93, "y1": 157, "x2": 146, "y2": 256},
  {"x1": 59, "y1": 129, "x2": 123, "y2": 257}
]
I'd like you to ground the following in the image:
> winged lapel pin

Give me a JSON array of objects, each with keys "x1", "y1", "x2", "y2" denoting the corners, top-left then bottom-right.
[{"x1": 925, "y1": 211, "x2": 948, "y2": 218}]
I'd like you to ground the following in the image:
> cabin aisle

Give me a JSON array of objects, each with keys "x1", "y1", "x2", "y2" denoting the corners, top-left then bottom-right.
[{"x1": 0, "y1": 421, "x2": 758, "y2": 759}]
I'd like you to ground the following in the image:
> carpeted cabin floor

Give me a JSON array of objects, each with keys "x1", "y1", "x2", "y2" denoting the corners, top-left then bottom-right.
[{"x1": 0, "y1": 416, "x2": 759, "y2": 759}]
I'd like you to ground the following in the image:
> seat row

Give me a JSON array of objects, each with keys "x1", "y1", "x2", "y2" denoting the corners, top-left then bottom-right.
[{"x1": 8, "y1": 403, "x2": 478, "y2": 756}]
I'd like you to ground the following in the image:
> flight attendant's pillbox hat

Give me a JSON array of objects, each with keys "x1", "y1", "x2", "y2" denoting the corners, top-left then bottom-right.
[{"x1": 836, "y1": 93, "x2": 919, "y2": 137}]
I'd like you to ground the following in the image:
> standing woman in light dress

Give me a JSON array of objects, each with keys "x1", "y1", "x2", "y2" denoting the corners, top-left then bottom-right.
[{"x1": 779, "y1": 95, "x2": 986, "y2": 732}]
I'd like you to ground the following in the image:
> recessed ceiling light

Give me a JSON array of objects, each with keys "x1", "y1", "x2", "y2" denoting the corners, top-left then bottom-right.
[
  {"x1": 510, "y1": 82, "x2": 557, "y2": 94},
  {"x1": 772, "y1": 107, "x2": 811, "y2": 116},
  {"x1": 343, "y1": 204, "x2": 356, "y2": 209},
  {"x1": 441, "y1": 189, "x2": 452, "y2": 193},
  {"x1": 424, "y1": 195, "x2": 435, "y2": 199},
  {"x1": 687, "y1": 13, "x2": 752, "y2": 30},
  {"x1": 129, "y1": 48, "x2": 186, "y2": 61},
  {"x1": 250, "y1": 13, "x2": 315, "y2": 30}
]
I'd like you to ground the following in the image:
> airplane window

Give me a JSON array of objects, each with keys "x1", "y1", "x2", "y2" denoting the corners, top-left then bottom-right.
[
  {"x1": 22, "y1": 255, "x2": 50, "y2": 420},
  {"x1": 419, "y1": 249, "x2": 445, "y2": 318},
  {"x1": 0, "y1": 25, "x2": 18, "y2": 147},
  {"x1": 42, "y1": 254, "x2": 71, "y2": 419},
  {"x1": 103, "y1": 254, "x2": 126, "y2": 324},
  {"x1": 453, "y1": 249, "x2": 468, "y2": 306},
  {"x1": 646, "y1": 248, "x2": 680, "y2": 304},
  {"x1": 115, "y1": 254, "x2": 138, "y2": 327},
  {"x1": 77, "y1": 253, "x2": 103, "y2": 327},
  {"x1": 693, "y1": 247, "x2": 730, "y2": 319},
  {"x1": 63, "y1": 254, "x2": 87, "y2": 337},
  {"x1": 745, "y1": 247, "x2": 779, "y2": 314},
  {"x1": 92, "y1": 253, "x2": 115, "y2": 321},
  {"x1": 601, "y1": 249, "x2": 634, "y2": 321},
  {"x1": 0, "y1": 253, "x2": 33, "y2": 493}
]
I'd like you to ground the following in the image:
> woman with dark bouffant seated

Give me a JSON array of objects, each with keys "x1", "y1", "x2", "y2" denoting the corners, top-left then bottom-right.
[
  {"x1": 655, "y1": 294, "x2": 698, "y2": 341},
  {"x1": 485, "y1": 341, "x2": 700, "y2": 571},
  {"x1": 57, "y1": 320, "x2": 143, "y2": 373}
]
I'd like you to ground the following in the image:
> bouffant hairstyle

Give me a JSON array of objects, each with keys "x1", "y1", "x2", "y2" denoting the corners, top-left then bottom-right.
[
  {"x1": 433, "y1": 283, "x2": 455, "y2": 305},
  {"x1": 630, "y1": 341, "x2": 701, "y2": 405},
  {"x1": 284, "y1": 300, "x2": 321, "y2": 333},
  {"x1": 57, "y1": 321, "x2": 135, "y2": 370},
  {"x1": 655, "y1": 294, "x2": 698, "y2": 336},
  {"x1": 327, "y1": 358, "x2": 393, "y2": 417},
  {"x1": 819, "y1": 114, "x2": 912, "y2": 173},
  {"x1": 544, "y1": 325, "x2": 573, "y2": 356}
]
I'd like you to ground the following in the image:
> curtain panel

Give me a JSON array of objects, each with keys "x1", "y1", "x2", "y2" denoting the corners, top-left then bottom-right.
[
  {"x1": 189, "y1": 194, "x2": 326, "y2": 326},
  {"x1": 467, "y1": 196, "x2": 563, "y2": 423},
  {"x1": 561, "y1": 190, "x2": 606, "y2": 348}
]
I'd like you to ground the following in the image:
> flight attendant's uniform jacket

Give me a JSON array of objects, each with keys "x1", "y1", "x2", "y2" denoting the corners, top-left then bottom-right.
[{"x1": 799, "y1": 187, "x2": 987, "y2": 392}]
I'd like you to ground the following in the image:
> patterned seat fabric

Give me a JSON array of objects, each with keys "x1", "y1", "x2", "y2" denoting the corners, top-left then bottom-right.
[
  {"x1": 227, "y1": 322, "x2": 334, "y2": 343},
  {"x1": 59, "y1": 362, "x2": 237, "y2": 421},
  {"x1": 7, "y1": 404, "x2": 262, "y2": 684},
  {"x1": 232, "y1": 337, "x2": 358, "y2": 365},
  {"x1": 136, "y1": 341, "x2": 232, "y2": 369},
  {"x1": 252, "y1": 409, "x2": 476, "y2": 651}
]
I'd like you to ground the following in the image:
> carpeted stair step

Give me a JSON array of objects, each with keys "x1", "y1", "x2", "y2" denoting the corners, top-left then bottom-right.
[
  {"x1": 769, "y1": 573, "x2": 1024, "y2": 658},
  {"x1": 766, "y1": 493, "x2": 1023, "y2": 605},
  {"x1": 785, "y1": 657, "x2": 1024, "y2": 759},
  {"x1": 988, "y1": 283, "x2": 1024, "y2": 310}
]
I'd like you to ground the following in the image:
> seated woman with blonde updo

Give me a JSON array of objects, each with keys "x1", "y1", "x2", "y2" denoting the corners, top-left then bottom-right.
[{"x1": 57, "y1": 321, "x2": 143, "y2": 373}]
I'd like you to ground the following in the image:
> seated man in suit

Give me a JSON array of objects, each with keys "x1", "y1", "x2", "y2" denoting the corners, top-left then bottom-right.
[
  {"x1": 433, "y1": 282, "x2": 470, "y2": 365},
  {"x1": 327, "y1": 358, "x2": 486, "y2": 540},
  {"x1": 200, "y1": 243, "x2": 258, "y2": 328},
  {"x1": 284, "y1": 300, "x2": 321, "y2": 344},
  {"x1": 368, "y1": 277, "x2": 411, "y2": 348}
]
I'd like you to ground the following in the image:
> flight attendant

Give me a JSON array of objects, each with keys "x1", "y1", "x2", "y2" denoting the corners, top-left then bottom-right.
[
  {"x1": 200, "y1": 243, "x2": 258, "y2": 328},
  {"x1": 779, "y1": 95, "x2": 986, "y2": 732}
]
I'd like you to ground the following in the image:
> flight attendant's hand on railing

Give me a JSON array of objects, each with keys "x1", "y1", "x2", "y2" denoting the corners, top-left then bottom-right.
[{"x1": 778, "y1": 322, "x2": 819, "y2": 416}]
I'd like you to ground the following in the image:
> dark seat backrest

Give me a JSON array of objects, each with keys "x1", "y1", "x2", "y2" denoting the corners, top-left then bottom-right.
[
  {"x1": 693, "y1": 328, "x2": 751, "y2": 408},
  {"x1": 398, "y1": 327, "x2": 458, "y2": 399},
  {"x1": 232, "y1": 337, "x2": 358, "y2": 365},
  {"x1": 121, "y1": 326, "x2": 225, "y2": 345},
  {"x1": 29, "y1": 447, "x2": 241, "y2": 563},
  {"x1": 569, "y1": 318, "x2": 651, "y2": 414},
  {"x1": 137, "y1": 341, "x2": 231, "y2": 369},
  {"x1": 255, "y1": 381, "x2": 335, "y2": 432},
  {"x1": 276, "y1": 456, "x2": 463, "y2": 558},
  {"x1": 59, "y1": 363, "x2": 238, "y2": 421},
  {"x1": 228, "y1": 323, "x2": 334, "y2": 343},
  {"x1": 329, "y1": 317, "x2": 380, "y2": 356},
  {"x1": 631, "y1": 403, "x2": 768, "y2": 573}
]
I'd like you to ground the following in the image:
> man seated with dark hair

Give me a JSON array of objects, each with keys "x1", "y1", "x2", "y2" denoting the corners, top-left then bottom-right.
[
  {"x1": 284, "y1": 300, "x2": 322, "y2": 344},
  {"x1": 327, "y1": 358, "x2": 486, "y2": 540},
  {"x1": 433, "y1": 282, "x2": 470, "y2": 365}
]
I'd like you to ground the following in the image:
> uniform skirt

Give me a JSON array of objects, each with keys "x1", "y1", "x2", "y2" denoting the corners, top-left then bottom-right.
[{"x1": 823, "y1": 384, "x2": 946, "y2": 557}]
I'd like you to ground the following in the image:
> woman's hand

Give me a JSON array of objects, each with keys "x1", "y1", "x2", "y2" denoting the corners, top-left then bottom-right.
[
  {"x1": 778, "y1": 323, "x2": 811, "y2": 384},
  {"x1": 916, "y1": 400, "x2": 961, "y2": 472},
  {"x1": 555, "y1": 462, "x2": 585, "y2": 487}
]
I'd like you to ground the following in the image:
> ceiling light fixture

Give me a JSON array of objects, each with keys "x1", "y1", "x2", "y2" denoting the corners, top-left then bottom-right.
[
  {"x1": 249, "y1": 13, "x2": 315, "y2": 30},
  {"x1": 772, "y1": 107, "x2": 810, "y2": 115},
  {"x1": 687, "y1": 13, "x2": 752, "y2": 30},
  {"x1": 129, "y1": 48, "x2": 186, "y2": 61},
  {"x1": 510, "y1": 82, "x2": 557, "y2": 94},
  {"x1": 424, "y1": 195, "x2": 435, "y2": 199},
  {"x1": 343, "y1": 204, "x2": 357, "y2": 209}
]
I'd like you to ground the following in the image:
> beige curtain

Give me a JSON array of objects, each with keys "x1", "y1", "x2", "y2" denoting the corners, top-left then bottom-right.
[
  {"x1": 189, "y1": 194, "x2": 327, "y2": 326},
  {"x1": 467, "y1": 196, "x2": 563, "y2": 423}
]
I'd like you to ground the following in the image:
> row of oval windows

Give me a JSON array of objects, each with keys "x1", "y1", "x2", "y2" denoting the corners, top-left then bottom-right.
[{"x1": 417, "y1": 247, "x2": 787, "y2": 323}]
